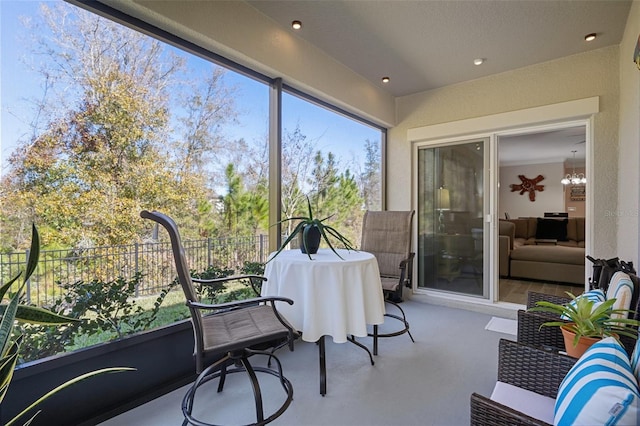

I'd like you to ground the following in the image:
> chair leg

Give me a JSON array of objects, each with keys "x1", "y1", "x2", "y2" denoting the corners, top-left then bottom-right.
[
  {"x1": 182, "y1": 350, "x2": 294, "y2": 426},
  {"x1": 373, "y1": 324, "x2": 379, "y2": 356},
  {"x1": 368, "y1": 300, "x2": 414, "y2": 354},
  {"x1": 387, "y1": 300, "x2": 415, "y2": 343},
  {"x1": 217, "y1": 360, "x2": 227, "y2": 393},
  {"x1": 183, "y1": 355, "x2": 229, "y2": 422},
  {"x1": 240, "y1": 356, "x2": 264, "y2": 424}
]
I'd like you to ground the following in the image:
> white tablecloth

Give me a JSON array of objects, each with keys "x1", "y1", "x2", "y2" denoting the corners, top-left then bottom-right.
[{"x1": 262, "y1": 248, "x2": 385, "y2": 343}]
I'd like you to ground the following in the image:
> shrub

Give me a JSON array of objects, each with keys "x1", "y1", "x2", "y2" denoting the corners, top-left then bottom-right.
[{"x1": 14, "y1": 273, "x2": 175, "y2": 362}]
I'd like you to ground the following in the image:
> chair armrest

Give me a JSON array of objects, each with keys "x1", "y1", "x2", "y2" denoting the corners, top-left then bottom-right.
[
  {"x1": 188, "y1": 296, "x2": 293, "y2": 312},
  {"x1": 517, "y1": 309, "x2": 566, "y2": 351},
  {"x1": 470, "y1": 392, "x2": 550, "y2": 426},
  {"x1": 526, "y1": 291, "x2": 571, "y2": 310},
  {"x1": 399, "y1": 253, "x2": 415, "y2": 287},
  {"x1": 192, "y1": 274, "x2": 267, "y2": 296},
  {"x1": 497, "y1": 339, "x2": 575, "y2": 398},
  {"x1": 470, "y1": 340, "x2": 574, "y2": 426},
  {"x1": 192, "y1": 274, "x2": 267, "y2": 284},
  {"x1": 398, "y1": 253, "x2": 415, "y2": 268}
]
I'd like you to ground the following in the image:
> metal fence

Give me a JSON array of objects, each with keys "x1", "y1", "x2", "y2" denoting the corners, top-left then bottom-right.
[{"x1": 0, "y1": 235, "x2": 268, "y2": 306}]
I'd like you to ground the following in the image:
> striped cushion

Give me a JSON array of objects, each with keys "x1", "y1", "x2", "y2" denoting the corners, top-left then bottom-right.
[
  {"x1": 554, "y1": 337, "x2": 640, "y2": 426},
  {"x1": 607, "y1": 272, "x2": 634, "y2": 319},
  {"x1": 560, "y1": 289, "x2": 605, "y2": 320},
  {"x1": 632, "y1": 333, "x2": 640, "y2": 383}
]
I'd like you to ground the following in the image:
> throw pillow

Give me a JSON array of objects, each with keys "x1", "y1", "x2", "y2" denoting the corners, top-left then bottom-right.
[
  {"x1": 554, "y1": 337, "x2": 640, "y2": 426},
  {"x1": 560, "y1": 289, "x2": 605, "y2": 320},
  {"x1": 607, "y1": 271, "x2": 634, "y2": 320},
  {"x1": 632, "y1": 332, "x2": 640, "y2": 383},
  {"x1": 535, "y1": 218, "x2": 568, "y2": 241}
]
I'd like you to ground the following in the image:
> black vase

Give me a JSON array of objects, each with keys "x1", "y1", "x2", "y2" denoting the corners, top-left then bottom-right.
[{"x1": 299, "y1": 224, "x2": 321, "y2": 254}]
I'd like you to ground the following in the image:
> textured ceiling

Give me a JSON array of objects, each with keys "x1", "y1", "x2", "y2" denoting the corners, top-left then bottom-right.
[
  {"x1": 248, "y1": 0, "x2": 631, "y2": 97},
  {"x1": 499, "y1": 126, "x2": 586, "y2": 166},
  {"x1": 247, "y1": 1, "x2": 626, "y2": 163}
]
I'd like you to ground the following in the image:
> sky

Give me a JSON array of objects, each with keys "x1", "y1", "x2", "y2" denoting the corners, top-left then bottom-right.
[{"x1": 0, "y1": 0, "x2": 381, "y2": 179}]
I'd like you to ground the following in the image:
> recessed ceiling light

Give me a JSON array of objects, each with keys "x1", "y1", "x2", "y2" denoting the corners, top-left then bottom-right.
[
  {"x1": 381, "y1": 76, "x2": 390, "y2": 83},
  {"x1": 584, "y1": 33, "x2": 596, "y2": 42},
  {"x1": 292, "y1": 20, "x2": 302, "y2": 30},
  {"x1": 473, "y1": 58, "x2": 484, "y2": 66}
]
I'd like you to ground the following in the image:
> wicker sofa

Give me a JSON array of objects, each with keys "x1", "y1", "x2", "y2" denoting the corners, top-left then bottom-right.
[
  {"x1": 470, "y1": 339, "x2": 576, "y2": 426},
  {"x1": 499, "y1": 217, "x2": 585, "y2": 284}
]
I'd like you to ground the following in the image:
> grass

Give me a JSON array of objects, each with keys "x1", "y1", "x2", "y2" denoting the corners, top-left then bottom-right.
[
  {"x1": 64, "y1": 281, "x2": 256, "y2": 351},
  {"x1": 64, "y1": 290, "x2": 189, "y2": 351}
]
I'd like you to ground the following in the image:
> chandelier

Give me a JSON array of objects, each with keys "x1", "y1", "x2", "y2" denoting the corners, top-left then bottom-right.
[{"x1": 561, "y1": 150, "x2": 586, "y2": 185}]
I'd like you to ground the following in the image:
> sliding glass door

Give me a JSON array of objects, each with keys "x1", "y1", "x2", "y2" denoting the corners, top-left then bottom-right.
[{"x1": 416, "y1": 139, "x2": 489, "y2": 298}]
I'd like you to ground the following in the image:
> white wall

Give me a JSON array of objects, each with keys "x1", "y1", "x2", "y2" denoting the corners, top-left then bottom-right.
[
  {"x1": 392, "y1": 47, "x2": 620, "y2": 258},
  {"x1": 617, "y1": 0, "x2": 640, "y2": 265},
  {"x1": 499, "y1": 163, "x2": 565, "y2": 219}
]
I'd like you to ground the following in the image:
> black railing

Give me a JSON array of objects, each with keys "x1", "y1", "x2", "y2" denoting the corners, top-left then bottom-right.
[{"x1": 0, "y1": 235, "x2": 268, "y2": 306}]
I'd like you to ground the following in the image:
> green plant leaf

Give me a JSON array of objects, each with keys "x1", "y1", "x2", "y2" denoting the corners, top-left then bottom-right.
[
  {"x1": 270, "y1": 216, "x2": 309, "y2": 226},
  {"x1": 317, "y1": 223, "x2": 345, "y2": 259},
  {"x1": 0, "y1": 273, "x2": 22, "y2": 301},
  {"x1": 21, "y1": 411, "x2": 40, "y2": 426},
  {"x1": 0, "y1": 305, "x2": 80, "y2": 325},
  {"x1": 0, "y1": 340, "x2": 20, "y2": 404},
  {"x1": 317, "y1": 213, "x2": 335, "y2": 223},
  {"x1": 537, "y1": 320, "x2": 569, "y2": 330},
  {"x1": 24, "y1": 224, "x2": 40, "y2": 283},
  {"x1": 266, "y1": 221, "x2": 307, "y2": 262},
  {"x1": 532, "y1": 291, "x2": 640, "y2": 343},
  {"x1": 6, "y1": 367, "x2": 136, "y2": 426},
  {"x1": 306, "y1": 196, "x2": 314, "y2": 220},
  {"x1": 0, "y1": 286, "x2": 25, "y2": 357},
  {"x1": 267, "y1": 195, "x2": 356, "y2": 261},
  {"x1": 322, "y1": 225, "x2": 355, "y2": 250}
]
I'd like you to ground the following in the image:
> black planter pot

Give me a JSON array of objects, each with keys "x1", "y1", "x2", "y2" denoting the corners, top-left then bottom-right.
[{"x1": 299, "y1": 224, "x2": 321, "y2": 254}]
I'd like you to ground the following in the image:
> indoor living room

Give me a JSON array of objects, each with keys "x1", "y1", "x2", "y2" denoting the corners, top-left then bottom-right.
[{"x1": 498, "y1": 127, "x2": 588, "y2": 304}]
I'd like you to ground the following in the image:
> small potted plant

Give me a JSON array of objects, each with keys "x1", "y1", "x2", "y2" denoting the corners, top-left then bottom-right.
[
  {"x1": 269, "y1": 196, "x2": 356, "y2": 261},
  {"x1": 530, "y1": 291, "x2": 640, "y2": 358}
]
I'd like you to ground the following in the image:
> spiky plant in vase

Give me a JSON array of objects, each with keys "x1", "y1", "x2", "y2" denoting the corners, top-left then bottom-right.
[
  {"x1": 530, "y1": 291, "x2": 640, "y2": 358},
  {"x1": 269, "y1": 197, "x2": 356, "y2": 261}
]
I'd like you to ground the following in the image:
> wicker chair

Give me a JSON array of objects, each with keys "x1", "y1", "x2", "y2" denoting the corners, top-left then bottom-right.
[
  {"x1": 470, "y1": 339, "x2": 577, "y2": 426},
  {"x1": 141, "y1": 210, "x2": 299, "y2": 426},
  {"x1": 518, "y1": 291, "x2": 637, "y2": 356},
  {"x1": 360, "y1": 210, "x2": 415, "y2": 355}
]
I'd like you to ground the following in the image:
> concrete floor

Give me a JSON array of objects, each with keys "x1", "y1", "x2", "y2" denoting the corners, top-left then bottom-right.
[{"x1": 99, "y1": 300, "x2": 514, "y2": 426}]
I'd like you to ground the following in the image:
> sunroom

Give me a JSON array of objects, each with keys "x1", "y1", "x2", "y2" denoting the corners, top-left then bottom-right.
[{"x1": 2, "y1": 0, "x2": 639, "y2": 424}]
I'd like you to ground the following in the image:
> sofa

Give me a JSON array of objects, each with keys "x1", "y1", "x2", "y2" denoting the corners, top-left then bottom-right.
[{"x1": 499, "y1": 217, "x2": 585, "y2": 285}]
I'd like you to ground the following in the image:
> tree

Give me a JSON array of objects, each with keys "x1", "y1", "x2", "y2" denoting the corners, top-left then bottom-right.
[
  {"x1": 0, "y1": 3, "x2": 236, "y2": 248},
  {"x1": 223, "y1": 164, "x2": 248, "y2": 234},
  {"x1": 311, "y1": 163, "x2": 363, "y2": 246},
  {"x1": 280, "y1": 124, "x2": 314, "y2": 234},
  {"x1": 360, "y1": 139, "x2": 381, "y2": 211},
  {"x1": 278, "y1": 124, "x2": 366, "y2": 244},
  {"x1": 175, "y1": 67, "x2": 238, "y2": 181}
]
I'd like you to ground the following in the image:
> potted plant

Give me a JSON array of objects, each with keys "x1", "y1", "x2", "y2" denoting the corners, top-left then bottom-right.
[
  {"x1": 269, "y1": 196, "x2": 356, "y2": 260},
  {"x1": 530, "y1": 291, "x2": 640, "y2": 358}
]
